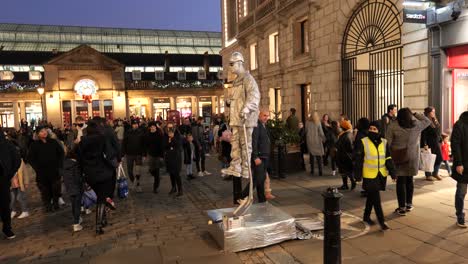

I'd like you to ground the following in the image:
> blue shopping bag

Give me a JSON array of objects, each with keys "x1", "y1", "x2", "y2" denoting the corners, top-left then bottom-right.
[
  {"x1": 117, "y1": 164, "x2": 129, "y2": 199},
  {"x1": 82, "y1": 189, "x2": 97, "y2": 208}
]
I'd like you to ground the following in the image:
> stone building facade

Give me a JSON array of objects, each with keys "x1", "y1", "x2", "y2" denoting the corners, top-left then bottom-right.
[{"x1": 220, "y1": 0, "x2": 435, "y2": 124}]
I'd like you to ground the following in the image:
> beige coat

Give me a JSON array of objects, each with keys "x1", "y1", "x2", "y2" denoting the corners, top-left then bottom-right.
[
  {"x1": 226, "y1": 72, "x2": 260, "y2": 128},
  {"x1": 386, "y1": 114, "x2": 431, "y2": 177}
]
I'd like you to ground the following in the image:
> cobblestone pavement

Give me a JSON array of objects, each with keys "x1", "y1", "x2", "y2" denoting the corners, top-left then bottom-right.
[{"x1": 1, "y1": 154, "x2": 468, "y2": 264}]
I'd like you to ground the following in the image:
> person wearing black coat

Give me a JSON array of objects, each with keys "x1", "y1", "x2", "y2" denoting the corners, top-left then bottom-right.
[
  {"x1": 354, "y1": 121, "x2": 396, "y2": 230},
  {"x1": 165, "y1": 130, "x2": 183, "y2": 196},
  {"x1": 299, "y1": 122, "x2": 307, "y2": 170},
  {"x1": 145, "y1": 122, "x2": 166, "y2": 193},
  {"x1": 78, "y1": 121, "x2": 115, "y2": 235},
  {"x1": 122, "y1": 120, "x2": 145, "y2": 192},
  {"x1": 421, "y1": 106, "x2": 443, "y2": 181},
  {"x1": 451, "y1": 111, "x2": 468, "y2": 228},
  {"x1": 28, "y1": 126, "x2": 64, "y2": 212},
  {"x1": 0, "y1": 129, "x2": 21, "y2": 239},
  {"x1": 192, "y1": 117, "x2": 210, "y2": 176},
  {"x1": 336, "y1": 120, "x2": 355, "y2": 190}
]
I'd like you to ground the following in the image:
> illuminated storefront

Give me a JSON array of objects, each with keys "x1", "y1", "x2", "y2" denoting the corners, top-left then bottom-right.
[
  {"x1": 0, "y1": 102, "x2": 14, "y2": 128},
  {"x1": 198, "y1": 96, "x2": 212, "y2": 123},
  {"x1": 177, "y1": 97, "x2": 192, "y2": 118},
  {"x1": 153, "y1": 98, "x2": 171, "y2": 120}
]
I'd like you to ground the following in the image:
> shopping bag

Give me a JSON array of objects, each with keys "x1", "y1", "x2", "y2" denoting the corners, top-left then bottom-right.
[
  {"x1": 117, "y1": 164, "x2": 129, "y2": 199},
  {"x1": 420, "y1": 149, "x2": 437, "y2": 173},
  {"x1": 82, "y1": 189, "x2": 97, "y2": 208}
]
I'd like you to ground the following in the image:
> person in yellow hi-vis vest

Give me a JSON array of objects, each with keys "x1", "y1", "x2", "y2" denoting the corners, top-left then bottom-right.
[{"x1": 354, "y1": 121, "x2": 396, "y2": 231}]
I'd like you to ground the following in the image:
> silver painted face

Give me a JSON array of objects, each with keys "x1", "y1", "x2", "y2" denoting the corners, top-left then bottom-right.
[{"x1": 229, "y1": 61, "x2": 243, "y2": 76}]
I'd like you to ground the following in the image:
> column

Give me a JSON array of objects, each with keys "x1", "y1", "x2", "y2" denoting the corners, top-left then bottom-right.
[
  {"x1": 19, "y1": 102, "x2": 26, "y2": 122},
  {"x1": 13, "y1": 101, "x2": 19, "y2": 129},
  {"x1": 170, "y1": 96, "x2": 176, "y2": 110}
]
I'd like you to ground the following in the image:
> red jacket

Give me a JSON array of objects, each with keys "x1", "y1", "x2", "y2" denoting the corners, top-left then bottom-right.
[{"x1": 441, "y1": 142, "x2": 450, "y2": 161}]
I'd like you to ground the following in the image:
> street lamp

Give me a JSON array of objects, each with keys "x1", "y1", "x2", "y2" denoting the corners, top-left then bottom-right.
[{"x1": 37, "y1": 87, "x2": 45, "y2": 121}]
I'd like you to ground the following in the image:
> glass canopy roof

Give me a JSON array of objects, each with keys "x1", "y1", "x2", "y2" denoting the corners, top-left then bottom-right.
[{"x1": 0, "y1": 23, "x2": 222, "y2": 55}]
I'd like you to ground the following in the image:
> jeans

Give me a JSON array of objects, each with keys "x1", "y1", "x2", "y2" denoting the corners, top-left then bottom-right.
[
  {"x1": 10, "y1": 188, "x2": 28, "y2": 212},
  {"x1": 126, "y1": 155, "x2": 142, "y2": 182},
  {"x1": 186, "y1": 163, "x2": 193, "y2": 176},
  {"x1": 396, "y1": 176, "x2": 414, "y2": 209},
  {"x1": 196, "y1": 148, "x2": 206, "y2": 172},
  {"x1": 70, "y1": 194, "x2": 82, "y2": 224},
  {"x1": 309, "y1": 154, "x2": 323, "y2": 175},
  {"x1": 455, "y1": 183, "x2": 467, "y2": 222},
  {"x1": 425, "y1": 161, "x2": 442, "y2": 177},
  {"x1": 443, "y1": 160, "x2": 451, "y2": 176}
]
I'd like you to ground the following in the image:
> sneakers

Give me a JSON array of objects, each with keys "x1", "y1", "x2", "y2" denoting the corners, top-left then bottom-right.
[
  {"x1": 197, "y1": 171, "x2": 204, "y2": 177},
  {"x1": 434, "y1": 175, "x2": 443, "y2": 181},
  {"x1": 394, "y1": 208, "x2": 407, "y2": 216},
  {"x1": 457, "y1": 220, "x2": 467, "y2": 228},
  {"x1": 73, "y1": 224, "x2": 83, "y2": 232},
  {"x1": 332, "y1": 170, "x2": 337, "y2": 176},
  {"x1": 405, "y1": 205, "x2": 414, "y2": 212},
  {"x1": 85, "y1": 209, "x2": 92, "y2": 215},
  {"x1": 265, "y1": 193, "x2": 276, "y2": 200},
  {"x1": 17, "y1": 212, "x2": 29, "y2": 219},
  {"x1": 10, "y1": 211, "x2": 17, "y2": 219},
  {"x1": 58, "y1": 197, "x2": 66, "y2": 206},
  {"x1": 426, "y1": 176, "x2": 436, "y2": 181},
  {"x1": 380, "y1": 223, "x2": 390, "y2": 231},
  {"x1": 203, "y1": 171, "x2": 212, "y2": 176},
  {"x1": 3, "y1": 229, "x2": 16, "y2": 239}
]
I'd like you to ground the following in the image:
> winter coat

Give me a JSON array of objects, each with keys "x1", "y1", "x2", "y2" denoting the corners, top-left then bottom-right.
[
  {"x1": 144, "y1": 130, "x2": 165, "y2": 158},
  {"x1": 0, "y1": 133, "x2": 21, "y2": 186},
  {"x1": 63, "y1": 159, "x2": 82, "y2": 196},
  {"x1": 78, "y1": 134, "x2": 114, "y2": 185},
  {"x1": 421, "y1": 123, "x2": 443, "y2": 165},
  {"x1": 441, "y1": 142, "x2": 450, "y2": 162},
  {"x1": 183, "y1": 140, "x2": 198, "y2": 165},
  {"x1": 165, "y1": 136, "x2": 182, "y2": 174},
  {"x1": 122, "y1": 128, "x2": 145, "y2": 156},
  {"x1": 191, "y1": 124, "x2": 204, "y2": 146},
  {"x1": 286, "y1": 115, "x2": 299, "y2": 132},
  {"x1": 115, "y1": 126, "x2": 125, "y2": 141},
  {"x1": 336, "y1": 130, "x2": 354, "y2": 174},
  {"x1": 305, "y1": 121, "x2": 326, "y2": 156},
  {"x1": 226, "y1": 72, "x2": 260, "y2": 128},
  {"x1": 381, "y1": 114, "x2": 396, "y2": 139},
  {"x1": 386, "y1": 113, "x2": 431, "y2": 177},
  {"x1": 451, "y1": 111, "x2": 468, "y2": 182},
  {"x1": 28, "y1": 138, "x2": 64, "y2": 182},
  {"x1": 354, "y1": 136, "x2": 396, "y2": 192}
]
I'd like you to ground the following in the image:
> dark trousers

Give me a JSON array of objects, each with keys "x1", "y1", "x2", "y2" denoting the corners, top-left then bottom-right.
[
  {"x1": 90, "y1": 179, "x2": 114, "y2": 204},
  {"x1": 148, "y1": 156, "x2": 161, "y2": 190},
  {"x1": 126, "y1": 155, "x2": 142, "y2": 182},
  {"x1": 70, "y1": 194, "x2": 82, "y2": 225},
  {"x1": 169, "y1": 173, "x2": 182, "y2": 192},
  {"x1": 396, "y1": 176, "x2": 414, "y2": 208},
  {"x1": 310, "y1": 154, "x2": 323, "y2": 175},
  {"x1": 364, "y1": 191, "x2": 385, "y2": 224},
  {"x1": 196, "y1": 148, "x2": 206, "y2": 172},
  {"x1": 425, "y1": 161, "x2": 442, "y2": 177},
  {"x1": 37, "y1": 177, "x2": 61, "y2": 208},
  {"x1": 241, "y1": 158, "x2": 267, "y2": 203},
  {"x1": 455, "y1": 183, "x2": 467, "y2": 221},
  {"x1": 0, "y1": 184, "x2": 12, "y2": 233}
]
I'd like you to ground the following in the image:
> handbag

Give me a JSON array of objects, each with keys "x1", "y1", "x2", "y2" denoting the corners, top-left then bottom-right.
[
  {"x1": 391, "y1": 147, "x2": 409, "y2": 165},
  {"x1": 117, "y1": 164, "x2": 129, "y2": 199}
]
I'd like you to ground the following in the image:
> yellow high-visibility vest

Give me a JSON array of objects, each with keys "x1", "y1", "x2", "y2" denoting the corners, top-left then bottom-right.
[{"x1": 361, "y1": 137, "x2": 391, "y2": 179}]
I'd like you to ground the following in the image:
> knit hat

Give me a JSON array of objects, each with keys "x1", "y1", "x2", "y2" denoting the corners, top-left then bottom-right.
[
  {"x1": 340, "y1": 120, "x2": 352, "y2": 131},
  {"x1": 369, "y1": 120, "x2": 381, "y2": 132},
  {"x1": 148, "y1": 121, "x2": 157, "y2": 128}
]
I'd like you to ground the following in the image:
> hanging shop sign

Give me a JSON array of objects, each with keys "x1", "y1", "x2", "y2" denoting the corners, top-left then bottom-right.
[
  {"x1": 403, "y1": 9, "x2": 427, "y2": 24},
  {"x1": 74, "y1": 79, "x2": 98, "y2": 103}
]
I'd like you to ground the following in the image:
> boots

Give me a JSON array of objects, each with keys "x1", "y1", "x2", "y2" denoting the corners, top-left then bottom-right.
[
  {"x1": 95, "y1": 204, "x2": 105, "y2": 235},
  {"x1": 169, "y1": 187, "x2": 176, "y2": 195},
  {"x1": 350, "y1": 178, "x2": 357, "y2": 190},
  {"x1": 338, "y1": 176, "x2": 349, "y2": 190}
]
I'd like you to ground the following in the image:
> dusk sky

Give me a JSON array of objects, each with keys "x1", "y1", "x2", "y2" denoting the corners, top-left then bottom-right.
[{"x1": 0, "y1": 0, "x2": 221, "y2": 32}]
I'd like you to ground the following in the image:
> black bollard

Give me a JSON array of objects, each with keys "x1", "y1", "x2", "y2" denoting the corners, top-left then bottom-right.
[
  {"x1": 322, "y1": 187, "x2": 343, "y2": 264},
  {"x1": 277, "y1": 142, "x2": 286, "y2": 178},
  {"x1": 233, "y1": 176, "x2": 242, "y2": 204}
]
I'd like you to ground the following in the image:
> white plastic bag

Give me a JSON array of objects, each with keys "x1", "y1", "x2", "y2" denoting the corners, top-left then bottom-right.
[
  {"x1": 420, "y1": 149, "x2": 437, "y2": 172},
  {"x1": 117, "y1": 163, "x2": 127, "y2": 180}
]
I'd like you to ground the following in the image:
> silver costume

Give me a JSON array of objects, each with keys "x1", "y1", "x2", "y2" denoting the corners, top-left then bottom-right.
[{"x1": 222, "y1": 52, "x2": 260, "y2": 178}]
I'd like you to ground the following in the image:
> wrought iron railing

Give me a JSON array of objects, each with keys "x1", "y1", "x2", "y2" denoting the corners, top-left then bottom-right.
[{"x1": 126, "y1": 80, "x2": 223, "y2": 90}]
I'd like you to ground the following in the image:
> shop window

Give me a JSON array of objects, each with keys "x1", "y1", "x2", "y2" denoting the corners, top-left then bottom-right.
[
  {"x1": 61, "y1": 101, "x2": 72, "y2": 127},
  {"x1": 25, "y1": 101, "x2": 43, "y2": 126},
  {"x1": 153, "y1": 98, "x2": 171, "y2": 120},
  {"x1": 92, "y1": 100, "x2": 100, "y2": 117},
  {"x1": 0, "y1": 102, "x2": 14, "y2": 128},
  {"x1": 177, "y1": 98, "x2": 192, "y2": 119},
  {"x1": 269, "y1": 32, "x2": 279, "y2": 64},
  {"x1": 75, "y1": 100, "x2": 89, "y2": 120},
  {"x1": 104, "y1": 100, "x2": 113, "y2": 121},
  {"x1": 269, "y1": 88, "x2": 282, "y2": 119},
  {"x1": 199, "y1": 97, "x2": 213, "y2": 123}
]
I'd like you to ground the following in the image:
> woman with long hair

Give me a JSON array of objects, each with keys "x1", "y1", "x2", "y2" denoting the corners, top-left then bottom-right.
[
  {"x1": 421, "y1": 106, "x2": 443, "y2": 181},
  {"x1": 387, "y1": 108, "x2": 431, "y2": 216},
  {"x1": 305, "y1": 112, "x2": 326, "y2": 176}
]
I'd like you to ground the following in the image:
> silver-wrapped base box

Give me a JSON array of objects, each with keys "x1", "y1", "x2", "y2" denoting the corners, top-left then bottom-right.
[{"x1": 206, "y1": 203, "x2": 297, "y2": 252}]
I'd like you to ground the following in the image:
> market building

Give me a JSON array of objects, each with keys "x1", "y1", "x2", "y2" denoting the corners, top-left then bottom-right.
[
  {"x1": 0, "y1": 23, "x2": 224, "y2": 128},
  {"x1": 220, "y1": 0, "x2": 468, "y2": 132}
]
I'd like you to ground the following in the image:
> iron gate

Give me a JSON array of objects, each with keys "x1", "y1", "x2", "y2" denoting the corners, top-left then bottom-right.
[{"x1": 341, "y1": 0, "x2": 403, "y2": 124}]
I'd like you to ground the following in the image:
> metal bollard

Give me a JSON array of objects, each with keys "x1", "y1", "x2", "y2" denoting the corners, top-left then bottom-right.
[
  {"x1": 322, "y1": 187, "x2": 343, "y2": 264},
  {"x1": 277, "y1": 142, "x2": 286, "y2": 178},
  {"x1": 233, "y1": 176, "x2": 242, "y2": 204}
]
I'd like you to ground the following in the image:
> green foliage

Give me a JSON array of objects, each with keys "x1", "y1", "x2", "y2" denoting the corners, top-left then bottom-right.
[{"x1": 266, "y1": 111, "x2": 301, "y2": 145}]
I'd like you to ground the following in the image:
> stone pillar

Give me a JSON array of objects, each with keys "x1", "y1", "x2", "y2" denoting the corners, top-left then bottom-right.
[
  {"x1": 13, "y1": 101, "x2": 19, "y2": 129},
  {"x1": 45, "y1": 92, "x2": 62, "y2": 127},
  {"x1": 113, "y1": 91, "x2": 127, "y2": 120},
  {"x1": 19, "y1": 102, "x2": 26, "y2": 123}
]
